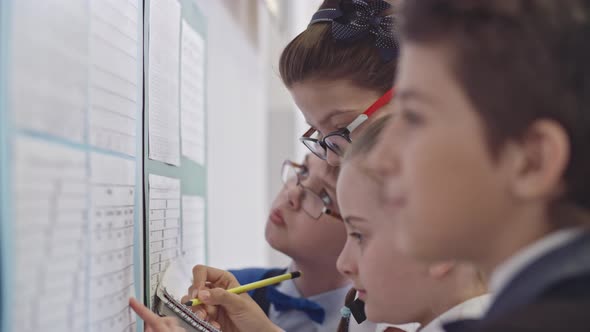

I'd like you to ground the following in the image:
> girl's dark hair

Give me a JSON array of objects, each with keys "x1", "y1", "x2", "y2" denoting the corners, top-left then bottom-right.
[
  {"x1": 279, "y1": 0, "x2": 398, "y2": 94},
  {"x1": 336, "y1": 287, "x2": 358, "y2": 332}
]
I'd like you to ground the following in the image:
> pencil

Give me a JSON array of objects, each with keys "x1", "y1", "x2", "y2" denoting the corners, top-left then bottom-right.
[{"x1": 183, "y1": 271, "x2": 302, "y2": 306}]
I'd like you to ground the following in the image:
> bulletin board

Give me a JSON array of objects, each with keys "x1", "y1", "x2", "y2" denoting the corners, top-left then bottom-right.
[
  {"x1": 0, "y1": 1, "x2": 145, "y2": 332},
  {"x1": 143, "y1": 0, "x2": 209, "y2": 307},
  {"x1": 0, "y1": 0, "x2": 210, "y2": 330}
]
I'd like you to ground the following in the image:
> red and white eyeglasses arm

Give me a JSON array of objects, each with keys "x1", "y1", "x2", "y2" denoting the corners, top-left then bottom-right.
[{"x1": 346, "y1": 87, "x2": 394, "y2": 133}]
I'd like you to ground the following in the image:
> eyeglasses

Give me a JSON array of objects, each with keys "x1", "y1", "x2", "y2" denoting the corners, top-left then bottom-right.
[
  {"x1": 300, "y1": 88, "x2": 394, "y2": 160},
  {"x1": 281, "y1": 160, "x2": 342, "y2": 220}
]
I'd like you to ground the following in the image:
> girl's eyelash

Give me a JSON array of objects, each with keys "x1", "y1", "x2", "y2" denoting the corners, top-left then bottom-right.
[
  {"x1": 300, "y1": 165, "x2": 310, "y2": 177},
  {"x1": 349, "y1": 232, "x2": 363, "y2": 243},
  {"x1": 320, "y1": 190, "x2": 336, "y2": 209},
  {"x1": 400, "y1": 108, "x2": 423, "y2": 124}
]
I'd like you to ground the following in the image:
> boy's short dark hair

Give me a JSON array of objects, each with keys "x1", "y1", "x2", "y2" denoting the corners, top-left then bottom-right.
[{"x1": 401, "y1": 0, "x2": 590, "y2": 210}]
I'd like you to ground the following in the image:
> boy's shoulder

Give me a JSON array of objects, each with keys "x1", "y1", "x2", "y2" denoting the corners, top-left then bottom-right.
[
  {"x1": 444, "y1": 276, "x2": 590, "y2": 332},
  {"x1": 488, "y1": 230, "x2": 590, "y2": 318},
  {"x1": 447, "y1": 231, "x2": 590, "y2": 332},
  {"x1": 479, "y1": 294, "x2": 590, "y2": 332}
]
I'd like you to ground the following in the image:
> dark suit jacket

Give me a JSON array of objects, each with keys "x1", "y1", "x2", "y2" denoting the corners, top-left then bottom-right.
[{"x1": 445, "y1": 231, "x2": 590, "y2": 332}]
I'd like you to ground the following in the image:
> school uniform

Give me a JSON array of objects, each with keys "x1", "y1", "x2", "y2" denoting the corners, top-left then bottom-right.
[
  {"x1": 230, "y1": 267, "x2": 377, "y2": 332},
  {"x1": 443, "y1": 228, "x2": 590, "y2": 332},
  {"x1": 420, "y1": 294, "x2": 491, "y2": 332}
]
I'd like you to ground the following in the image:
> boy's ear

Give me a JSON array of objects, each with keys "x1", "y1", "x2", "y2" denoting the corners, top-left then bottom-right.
[
  {"x1": 508, "y1": 119, "x2": 569, "y2": 201},
  {"x1": 428, "y1": 262, "x2": 455, "y2": 279}
]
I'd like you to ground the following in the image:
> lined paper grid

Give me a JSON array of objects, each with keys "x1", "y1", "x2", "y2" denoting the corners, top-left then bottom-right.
[
  {"x1": 148, "y1": 174, "x2": 182, "y2": 299},
  {"x1": 1, "y1": 1, "x2": 143, "y2": 331},
  {"x1": 148, "y1": 0, "x2": 181, "y2": 166}
]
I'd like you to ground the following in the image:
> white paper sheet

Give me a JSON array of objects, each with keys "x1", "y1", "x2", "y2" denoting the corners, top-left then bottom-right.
[
  {"x1": 89, "y1": 0, "x2": 141, "y2": 157},
  {"x1": 181, "y1": 195, "x2": 206, "y2": 265},
  {"x1": 148, "y1": 0, "x2": 181, "y2": 166},
  {"x1": 180, "y1": 20, "x2": 206, "y2": 165},
  {"x1": 89, "y1": 152, "x2": 137, "y2": 332},
  {"x1": 13, "y1": 137, "x2": 89, "y2": 332},
  {"x1": 148, "y1": 174, "x2": 182, "y2": 298},
  {"x1": 12, "y1": 1, "x2": 88, "y2": 143},
  {"x1": 10, "y1": 139, "x2": 140, "y2": 332},
  {"x1": 7, "y1": 2, "x2": 142, "y2": 331}
]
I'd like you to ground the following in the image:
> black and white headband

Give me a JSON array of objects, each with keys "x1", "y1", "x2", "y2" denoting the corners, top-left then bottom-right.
[{"x1": 309, "y1": 0, "x2": 399, "y2": 62}]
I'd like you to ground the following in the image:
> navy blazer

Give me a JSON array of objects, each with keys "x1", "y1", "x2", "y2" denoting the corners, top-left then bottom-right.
[{"x1": 445, "y1": 231, "x2": 590, "y2": 332}]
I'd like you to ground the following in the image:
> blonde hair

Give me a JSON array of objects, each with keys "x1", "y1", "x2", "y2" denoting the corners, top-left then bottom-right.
[{"x1": 343, "y1": 114, "x2": 393, "y2": 163}]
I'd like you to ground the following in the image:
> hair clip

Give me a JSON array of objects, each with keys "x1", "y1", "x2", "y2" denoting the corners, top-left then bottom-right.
[
  {"x1": 348, "y1": 298, "x2": 367, "y2": 323},
  {"x1": 340, "y1": 306, "x2": 352, "y2": 318},
  {"x1": 309, "y1": 0, "x2": 399, "y2": 62}
]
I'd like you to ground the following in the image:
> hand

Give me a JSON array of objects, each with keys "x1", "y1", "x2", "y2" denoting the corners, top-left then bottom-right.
[
  {"x1": 181, "y1": 265, "x2": 282, "y2": 332},
  {"x1": 129, "y1": 297, "x2": 186, "y2": 332}
]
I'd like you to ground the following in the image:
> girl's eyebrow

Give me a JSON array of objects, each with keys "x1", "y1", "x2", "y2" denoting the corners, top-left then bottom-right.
[
  {"x1": 315, "y1": 109, "x2": 358, "y2": 129},
  {"x1": 343, "y1": 215, "x2": 367, "y2": 225},
  {"x1": 359, "y1": 163, "x2": 384, "y2": 184},
  {"x1": 397, "y1": 88, "x2": 436, "y2": 105}
]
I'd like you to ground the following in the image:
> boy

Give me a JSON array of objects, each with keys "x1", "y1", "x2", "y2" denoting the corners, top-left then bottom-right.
[{"x1": 367, "y1": 0, "x2": 590, "y2": 330}]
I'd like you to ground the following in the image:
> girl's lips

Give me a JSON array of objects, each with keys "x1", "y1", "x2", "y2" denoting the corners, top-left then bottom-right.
[
  {"x1": 269, "y1": 209, "x2": 286, "y2": 226},
  {"x1": 356, "y1": 289, "x2": 367, "y2": 300}
]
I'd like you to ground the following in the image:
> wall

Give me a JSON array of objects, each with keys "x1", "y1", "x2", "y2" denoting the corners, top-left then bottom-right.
[
  {"x1": 195, "y1": 0, "x2": 322, "y2": 270},
  {"x1": 194, "y1": 0, "x2": 269, "y2": 269},
  {"x1": 265, "y1": 0, "x2": 323, "y2": 267}
]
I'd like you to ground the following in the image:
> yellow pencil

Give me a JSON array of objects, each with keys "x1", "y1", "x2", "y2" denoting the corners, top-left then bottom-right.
[{"x1": 184, "y1": 271, "x2": 302, "y2": 306}]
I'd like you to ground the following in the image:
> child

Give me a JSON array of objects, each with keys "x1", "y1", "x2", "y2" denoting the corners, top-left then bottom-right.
[
  {"x1": 337, "y1": 115, "x2": 490, "y2": 332},
  {"x1": 278, "y1": 0, "x2": 399, "y2": 166},
  {"x1": 223, "y1": 153, "x2": 376, "y2": 332},
  {"x1": 132, "y1": 155, "x2": 376, "y2": 332},
  {"x1": 366, "y1": 0, "x2": 590, "y2": 330}
]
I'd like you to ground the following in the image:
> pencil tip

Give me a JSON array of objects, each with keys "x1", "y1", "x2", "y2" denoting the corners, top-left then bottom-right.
[{"x1": 291, "y1": 271, "x2": 302, "y2": 278}]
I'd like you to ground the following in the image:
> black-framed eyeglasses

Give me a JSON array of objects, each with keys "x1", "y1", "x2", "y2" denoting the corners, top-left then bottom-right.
[
  {"x1": 281, "y1": 160, "x2": 342, "y2": 220},
  {"x1": 300, "y1": 88, "x2": 394, "y2": 160}
]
